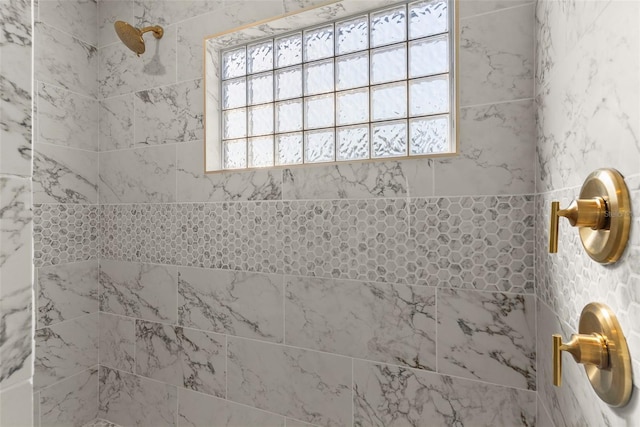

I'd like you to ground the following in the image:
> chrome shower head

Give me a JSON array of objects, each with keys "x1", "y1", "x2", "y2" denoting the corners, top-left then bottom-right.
[{"x1": 114, "y1": 20, "x2": 164, "y2": 56}]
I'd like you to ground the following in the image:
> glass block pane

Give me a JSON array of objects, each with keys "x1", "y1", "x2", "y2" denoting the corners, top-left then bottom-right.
[
  {"x1": 222, "y1": 47, "x2": 246, "y2": 79},
  {"x1": 304, "y1": 25, "x2": 334, "y2": 61},
  {"x1": 275, "y1": 66, "x2": 302, "y2": 100},
  {"x1": 304, "y1": 59, "x2": 334, "y2": 96},
  {"x1": 222, "y1": 77, "x2": 246, "y2": 109},
  {"x1": 336, "y1": 52, "x2": 369, "y2": 90},
  {"x1": 275, "y1": 33, "x2": 302, "y2": 68},
  {"x1": 223, "y1": 138, "x2": 247, "y2": 169},
  {"x1": 372, "y1": 120, "x2": 407, "y2": 158},
  {"x1": 410, "y1": 115, "x2": 449, "y2": 155},
  {"x1": 276, "y1": 133, "x2": 303, "y2": 165},
  {"x1": 223, "y1": 108, "x2": 246, "y2": 139},
  {"x1": 248, "y1": 136, "x2": 274, "y2": 167},
  {"x1": 247, "y1": 72, "x2": 273, "y2": 105},
  {"x1": 247, "y1": 41, "x2": 273, "y2": 74},
  {"x1": 304, "y1": 94, "x2": 334, "y2": 129},
  {"x1": 248, "y1": 104, "x2": 274, "y2": 137},
  {"x1": 336, "y1": 15, "x2": 368, "y2": 55},
  {"x1": 275, "y1": 99, "x2": 303, "y2": 133},
  {"x1": 409, "y1": 0, "x2": 448, "y2": 39},
  {"x1": 337, "y1": 88, "x2": 369, "y2": 126},
  {"x1": 409, "y1": 75, "x2": 449, "y2": 116},
  {"x1": 305, "y1": 129, "x2": 335, "y2": 163},
  {"x1": 337, "y1": 125, "x2": 369, "y2": 161},
  {"x1": 409, "y1": 35, "x2": 449, "y2": 78},
  {"x1": 371, "y1": 43, "x2": 407, "y2": 84},
  {"x1": 371, "y1": 82, "x2": 407, "y2": 121},
  {"x1": 371, "y1": 6, "x2": 407, "y2": 48}
]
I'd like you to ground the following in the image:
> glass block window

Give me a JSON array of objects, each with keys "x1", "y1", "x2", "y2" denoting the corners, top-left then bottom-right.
[{"x1": 220, "y1": 0, "x2": 453, "y2": 170}]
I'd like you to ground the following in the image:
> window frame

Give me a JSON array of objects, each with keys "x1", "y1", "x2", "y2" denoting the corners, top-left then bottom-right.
[{"x1": 204, "y1": 0, "x2": 459, "y2": 174}]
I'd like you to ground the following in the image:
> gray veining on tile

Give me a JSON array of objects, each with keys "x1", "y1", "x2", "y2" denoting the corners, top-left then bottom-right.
[
  {"x1": 286, "y1": 276, "x2": 436, "y2": 369},
  {"x1": 39, "y1": 367, "x2": 99, "y2": 427},
  {"x1": 33, "y1": 143, "x2": 99, "y2": 204},
  {"x1": 100, "y1": 260, "x2": 178, "y2": 323},
  {"x1": 100, "y1": 313, "x2": 135, "y2": 373},
  {"x1": 227, "y1": 337, "x2": 351, "y2": 426},
  {"x1": 178, "y1": 388, "x2": 285, "y2": 427},
  {"x1": 39, "y1": 0, "x2": 98, "y2": 46},
  {"x1": 135, "y1": 320, "x2": 226, "y2": 397},
  {"x1": 99, "y1": 365, "x2": 177, "y2": 427},
  {"x1": 99, "y1": 94, "x2": 134, "y2": 151},
  {"x1": 98, "y1": 0, "x2": 133, "y2": 48},
  {"x1": 34, "y1": 313, "x2": 99, "y2": 390},
  {"x1": 134, "y1": 0, "x2": 225, "y2": 27},
  {"x1": 134, "y1": 79, "x2": 203, "y2": 146},
  {"x1": 353, "y1": 359, "x2": 536, "y2": 426},
  {"x1": 178, "y1": 266, "x2": 284, "y2": 343},
  {"x1": 36, "y1": 259, "x2": 100, "y2": 328},
  {"x1": 437, "y1": 288, "x2": 536, "y2": 390}
]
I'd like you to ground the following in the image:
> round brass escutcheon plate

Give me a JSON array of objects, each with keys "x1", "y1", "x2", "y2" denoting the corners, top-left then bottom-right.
[
  {"x1": 579, "y1": 303, "x2": 632, "y2": 407},
  {"x1": 578, "y1": 169, "x2": 631, "y2": 264}
]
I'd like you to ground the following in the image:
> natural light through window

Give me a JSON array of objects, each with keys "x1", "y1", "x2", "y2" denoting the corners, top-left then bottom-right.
[{"x1": 219, "y1": 0, "x2": 454, "y2": 170}]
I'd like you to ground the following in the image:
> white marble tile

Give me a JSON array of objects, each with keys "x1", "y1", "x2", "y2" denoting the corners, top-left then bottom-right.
[
  {"x1": 37, "y1": 82, "x2": 99, "y2": 151},
  {"x1": 459, "y1": 0, "x2": 534, "y2": 19},
  {"x1": 283, "y1": 0, "x2": 335, "y2": 13},
  {"x1": 134, "y1": 80, "x2": 203, "y2": 146},
  {"x1": 0, "y1": 177, "x2": 33, "y2": 389},
  {"x1": 99, "y1": 365, "x2": 177, "y2": 427},
  {"x1": 437, "y1": 288, "x2": 536, "y2": 390},
  {"x1": 459, "y1": 3, "x2": 534, "y2": 105},
  {"x1": 284, "y1": 418, "x2": 317, "y2": 427},
  {"x1": 176, "y1": 1, "x2": 285, "y2": 81},
  {"x1": 178, "y1": 266, "x2": 284, "y2": 343},
  {"x1": 100, "y1": 313, "x2": 135, "y2": 373},
  {"x1": 39, "y1": 0, "x2": 98, "y2": 46},
  {"x1": 99, "y1": 94, "x2": 134, "y2": 151},
  {"x1": 227, "y1": 338, "x2": 351, "y2": 426},
  {"x1": 33, "y1": 390, "x2": 41, "y2": 427},
  {"x1": 98, "y1": 0, "x2": 133, "y2": 48},
  {"x1": 35, "y1": 22, "x2": 98, "y2": 98},
  {"x1": 134, "y1": 0, "x2": 225, "y2": 27},
  {"x1": 39, "y1": 368, "x2": 98, "y2": 427},
  {"x1": 0, "y1": 381, "x2": 33, "y2": 427},
  {"x1": 100, "y1": 260, "x2": 178, "y2": 323},
  {"x1": 0, "y1": 0, "x2": 32, "y2": 177},
  {"x1": 34, "y1": 313, "x2": 99, "y2": 390},
  {"x1": 99, "y1": 144, "x2": 176, "y2": 203},
  {"x1": 282, "y1": 161, "x2": 411, "y2": 200},
  {"x1": 99, "y1": 24, "x2": 177, "y2": 98},
  {"x1": 135, "y1": 321, "x2": 226, "y2": 397},
  {"x1": 353, "y1": 359, "x2": 537, "y2": 426},
  {"x1": 177, "y1": 141, "x2": 282, "y2": 202},
  {"x1": 536, "y1": 299, "x2": 640, "y2": 427},
  {"x1": 36, "y1": 259, "x2": 100, "y2": 328},
  {"x1": 435, "y1": 99, "x2": 535, "y2": 196},
  {"x1": 178, "y1": 388, "x2": 285, "y2": 427},
  {"x1": 536, "y1": 1, "x2": 640, "y2": 192},
  {"x1": 286, "y1": 277, "x2": 436, "y2": 370},
  {"x1": 537, "y1": 396, "x2": 555, "y2": 427},
  {"x1": 33, "y1": 143, "x2": 99, "y2": 204}
]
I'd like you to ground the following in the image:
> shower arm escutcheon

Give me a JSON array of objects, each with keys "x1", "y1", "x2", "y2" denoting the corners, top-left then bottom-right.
[
  {"x1": 552, "y1": 303, "x2": 632, "y2": 407},
  {"x1": 548, "y1": 168, "x2": 631, "y2": 264}
]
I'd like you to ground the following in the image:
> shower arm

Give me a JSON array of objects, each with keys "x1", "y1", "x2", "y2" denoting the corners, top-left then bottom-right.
[{"x1": 140, "y1": 26, "x2": 164, "y2": 39}]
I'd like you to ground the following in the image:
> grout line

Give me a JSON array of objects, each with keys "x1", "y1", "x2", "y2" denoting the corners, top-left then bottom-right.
[
  {"x1": 36, "y1": 364, "x2": 101, "y2": 394},
  {"x1": 34, "y1": 311, "x2": 100, "y2": 332},
  {"x1": 459, "y1": 1, "x2": 535, "y2": 21},
  {"x1": 36, "y1": 20, "x2": 99, "y2": 50},
  {"x1": 460, "y1": 96, "x2": 535, "y2": 110}
]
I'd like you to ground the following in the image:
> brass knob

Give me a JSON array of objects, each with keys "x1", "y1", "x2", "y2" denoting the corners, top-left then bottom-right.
[
  {"x1": 548, "y1": 197, "x2": 607, "y2": 253},
  {"x1": 552, "y1": 333, "x2": 608, "y2": 386}
]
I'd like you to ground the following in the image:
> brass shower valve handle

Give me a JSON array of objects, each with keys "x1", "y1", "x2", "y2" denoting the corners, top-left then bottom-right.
[
  {"x1": 552, "y1": 333, "x2": 609, "y2": 387},
  {"x1": 549, "y1": 197, "x2": 608, "y2": 253}
]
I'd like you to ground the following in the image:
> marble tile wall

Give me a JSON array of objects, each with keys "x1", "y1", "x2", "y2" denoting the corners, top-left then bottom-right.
[
  {"x1": 88, "y1": 0, "x2": 539, "y2": 425},
  {"x1": 0, "y1": 0, "x2": 34, "y2": 425},
  {"x1": 32, "y1": 0, "x2": 101, "y2": 425},
  {"x1": 535, "y1": 1, "x2": 640, "y2": 426}
]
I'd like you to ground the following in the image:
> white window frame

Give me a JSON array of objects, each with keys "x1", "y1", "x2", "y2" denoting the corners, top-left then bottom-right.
[{"x1": 204, "y1": 0, "x2": 458, "y2": 173}]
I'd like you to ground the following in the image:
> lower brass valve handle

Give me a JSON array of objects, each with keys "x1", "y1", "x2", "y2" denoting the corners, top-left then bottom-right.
[{"x1": 552, "y1": 333, "x2": 608, "y2": 387}]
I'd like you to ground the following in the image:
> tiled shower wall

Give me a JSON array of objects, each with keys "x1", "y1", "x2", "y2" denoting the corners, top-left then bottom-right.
[
  {"x1": 535, "y1": 1, "x2": 640, "y2": 426},
  {"x1": 93, "y1": 0, "x2": 537, "y2": 425},
  {"x1": 32, "y1": 0, "x2": 100, "y2": 425},
  {"x1": 0, "y1": 0, "x2": 34, "y2": 425}
]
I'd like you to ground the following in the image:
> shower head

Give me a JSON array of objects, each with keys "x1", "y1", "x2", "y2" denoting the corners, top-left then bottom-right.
[{"x1": 114, "y1": 20, "x2": 164, "y2": 56}]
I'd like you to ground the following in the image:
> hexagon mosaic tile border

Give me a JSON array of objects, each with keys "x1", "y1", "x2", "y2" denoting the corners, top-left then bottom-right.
[{"x1": 96, "y1": 195, "x2": 534, "y2": 292}]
